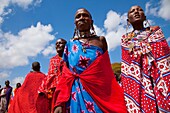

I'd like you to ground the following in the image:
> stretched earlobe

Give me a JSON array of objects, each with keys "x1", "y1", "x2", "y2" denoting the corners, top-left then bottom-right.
[
  {"x1": 126, "y1": 19, "x2": 131, "y2": 35},
  {"x1": 145, "y1": 16, "x2": 146, "y2": 20},
  {"x1": 127, "y1": 19, "x2": 130, "y2": 26}
]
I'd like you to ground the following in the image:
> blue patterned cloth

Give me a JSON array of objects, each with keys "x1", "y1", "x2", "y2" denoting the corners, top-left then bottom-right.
[{"x1": 63, "y1": 39, "x2": 103, "y2": 113}]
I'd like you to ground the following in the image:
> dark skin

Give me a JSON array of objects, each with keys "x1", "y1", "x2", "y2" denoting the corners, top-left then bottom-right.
[
  {"x1": 16, "y1": 83, "x2": 21, "y2": 88},
  {"x1": 54, "y1": 8, "x2": 108, "y2": 113},
  {"x1": 56, "y1": 38, "x2": 67, "y2": 57},
  {"x1": 74, "y1": 8, "x2": 107, "y2": 52},
  {"x1": 32, "y1": 62, "x2": 40, "y2": 72},
  {"x1": 0, "y1": 80, "x2": 10, "y2": 97},
  {"x1": 127, "y1": 5, "x2": 146, "y2": 31}
]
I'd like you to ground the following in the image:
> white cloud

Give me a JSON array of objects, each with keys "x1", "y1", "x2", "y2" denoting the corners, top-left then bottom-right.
[
  {"x1": 0, "y1": 71, "x2": 10, "y2": 78},
  {"x1": 11, "y1": 0, "x2": 42, "y2": 9},
  {"x1": 145, "y1": 2, "x2": 158, "y2": 16},
  {"x1": 104, "y1": 10, "x2": 121, "y2": 32},
  {"x1": 0, "y1": 0, "x2": 42, "y2": 26},
  {"x1": 0, "y1": 0, "x2": 10, "y2": 15},
  {"x1": 42, "y1": 44, "x2": 56, "y2": 56},
  {"x1": 167, "y1": 37, "x2": 170, "y2": 42},
  {"x1": 0, "y1": 22, "x2": 55, "y2": 69},
  {"x1": 0, "y1": 0, "x2": 52, "y2": 85},
  {"x1": 0, "y1": 0, "x2": 11, "y2": 25},
  {"x1": 95, "y1": 10, "x2": 128, "y2": 51},
  {"x1": 94, "y1": 25, "x2": 105, "y2": 36},
  {"x1": 158, "y1": 0, "x2": 170, "y2": 20},
  {"x1": 145, "y1": 0, "x2": 170, "y2": 20},
  {"x1": 0, "y1": 17, "x2": 4, "y2": 24}
]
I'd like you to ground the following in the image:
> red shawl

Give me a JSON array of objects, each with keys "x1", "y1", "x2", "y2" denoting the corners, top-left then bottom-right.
[
  {"x1": 54, "y1": 51, "x2": 127, "y2": 113},
  {"x1": 8, "y1": 71, "x2": 49, "y2": 113}
]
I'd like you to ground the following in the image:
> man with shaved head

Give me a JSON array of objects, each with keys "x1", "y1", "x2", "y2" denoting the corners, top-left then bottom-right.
[{"x1": 8, "y1": 61, "x2": 48, "y2": 113}]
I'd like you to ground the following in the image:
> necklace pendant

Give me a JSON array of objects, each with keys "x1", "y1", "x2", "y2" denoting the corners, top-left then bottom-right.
[{"x1": 82, "y1": 47, "x2": 86, "y2": 53}]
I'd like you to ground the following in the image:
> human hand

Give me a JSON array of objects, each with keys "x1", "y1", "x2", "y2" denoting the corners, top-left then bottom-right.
[{"x1": 54, "y1": 106, "x2": 62, "y2": 113}]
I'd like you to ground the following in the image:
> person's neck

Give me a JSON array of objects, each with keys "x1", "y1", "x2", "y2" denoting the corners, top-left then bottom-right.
[
  {"x1": 57, "y1": 52, "x2": 63, "y2": 57},
  {"x1": 132, "y1": 23, "x2": 144, "y2": 31},
  {"x1": 5, "y1": 85, "x2": 10, "y2": 88},
  {"x1": 79, "y1": 31, "x2": 92, "y2": 38}
]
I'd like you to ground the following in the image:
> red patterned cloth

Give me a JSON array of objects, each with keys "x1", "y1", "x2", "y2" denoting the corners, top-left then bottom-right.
[
  {"x1": 54, "y1": 51, "x2": 127, "y2": 113},
  {"x1": 8, "y1": 71, "x2": 48, "y2": 113},
  {"x1": 38, "y1": 55, "x2": 62, "y2": 95},
  {"x1": 121, "y1": 26, "x2": 170, "y2": 113}
]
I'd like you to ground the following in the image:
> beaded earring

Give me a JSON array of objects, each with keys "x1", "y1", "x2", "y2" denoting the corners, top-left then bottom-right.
[
  {"x1": 144, "y1": 19, "x2": 151, "y2": 28},
  {"x1": 90, "y1": 24, "x2": 96, "y2": 36},
  {"x1": 72, "y1": 27, "x2": 76, "y2": 38},
  {"x1": 72, "y1": 27, "x2": 79, "y2": 40}
]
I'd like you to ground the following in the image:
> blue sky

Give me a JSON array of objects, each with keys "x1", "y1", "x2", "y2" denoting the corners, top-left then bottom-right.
[{"x1": 0, "y1": 0, "x2": 170, "y2": 87}]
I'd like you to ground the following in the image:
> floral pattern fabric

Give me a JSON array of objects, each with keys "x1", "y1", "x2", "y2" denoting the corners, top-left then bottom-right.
[{"x1": 63, "y1": 39, "x2": 103, "y2": 113}]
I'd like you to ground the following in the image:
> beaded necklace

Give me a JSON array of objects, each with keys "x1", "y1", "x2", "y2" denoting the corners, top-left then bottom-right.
[
  {"x1": 73, "y1": 34, "x2": 97, "y2": 53},
  {"x1": 125, "y1": 28, "x2": 152, "y2": 56}
]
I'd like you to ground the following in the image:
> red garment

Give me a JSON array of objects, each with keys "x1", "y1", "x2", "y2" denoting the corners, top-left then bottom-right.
[
  {"x1": 121, "y1": 26, "x2": 170, "y2": 112},
  {"x1": 13, "y1": 88, "x2": 19, "y2": 96},
  {"x1": 38, "y1": 55, "x2": 63, "y2": 113},
  {"x1": 8, "y1": 71, "x2": 48, "y2": 113},
  {"x1": 38, "y1": 55, "x2": 62, "y2": 95},
  {"x1": 9, "y1": 88, "x2": 20, "y2": 106},
  {"x1": 54, "y1": 51, "x2": 127, "y2": 113}
]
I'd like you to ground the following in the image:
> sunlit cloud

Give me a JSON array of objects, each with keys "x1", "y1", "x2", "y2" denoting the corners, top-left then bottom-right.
[
  {"x1": 11, "y1": 0, "x2": 42, "y2": 9},
  {"x1": 12, "y1": 76, "x2": 25, "y2": 87},
  {"x1": 95, "y1": 10, "x2": 128, "y2": 51},
  {"x1": 0, "y1": 22, "x2": 55, "y2": 69},
  {"x1": 0, "y1": 71, "x2": 10, "y2": 79},
  {"x1": 145, "y1": 0, "x2": 170, "y2": 20},
  {"x1": 104, "y1": 10, "x2": 121, "y2": 32},
  {"x1": 0, "y1": 0, "x2": 11, "y2": 25},
  {"x1": 0, "y1": 0, "x2": 54, "y2": 86},
  {"x1": 42, "y1": 44, "x2": 56, "y2": 56}
]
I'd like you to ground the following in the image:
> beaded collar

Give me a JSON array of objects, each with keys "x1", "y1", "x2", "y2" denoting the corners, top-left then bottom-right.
[
  {"x1": 125, "y1": 28, "x2": 151, "y2": 42},
  {"x1": 124, "y1": 27, "x2": 152, "y2": 55}
]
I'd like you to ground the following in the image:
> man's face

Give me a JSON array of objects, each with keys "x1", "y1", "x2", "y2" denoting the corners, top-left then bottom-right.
[
  {"x1": 5, "y1": 80, "x2": 10, "y2": 86},
  {"x1": 56, "y1": 39, "x2": 66, "y2": 53}
]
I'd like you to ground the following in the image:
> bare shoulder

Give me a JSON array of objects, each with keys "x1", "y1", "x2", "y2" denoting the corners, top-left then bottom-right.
[
  {"x1": 99, "y1": 36, "x2": 108, "y2": 52},
  {"x1": 99, "y1": 36, "x2": 106, "y2": 43}
]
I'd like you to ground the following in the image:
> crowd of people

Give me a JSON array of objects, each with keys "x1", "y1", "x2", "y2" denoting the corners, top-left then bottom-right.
[{"x1": 0, "y1": 5, "x2": 169, "y2": 113}]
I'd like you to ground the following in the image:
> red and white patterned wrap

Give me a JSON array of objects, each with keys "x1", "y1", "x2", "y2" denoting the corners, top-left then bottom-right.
[{"x1": 121, "y1": 26, "x2": 170, "y2": 113}]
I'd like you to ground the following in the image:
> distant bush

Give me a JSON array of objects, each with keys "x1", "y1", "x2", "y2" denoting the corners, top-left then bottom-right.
[{"x1": 111, "y1": 62, "x2": 121, "y2": 83}]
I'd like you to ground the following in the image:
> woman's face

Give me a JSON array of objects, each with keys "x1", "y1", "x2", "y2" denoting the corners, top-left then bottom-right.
[
  {"x1": 128, "y1": 6, "x2": 146, "y2": 25},
  {"x1": 74, "y1": 8, "x2": 92, "y2": 32}
]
